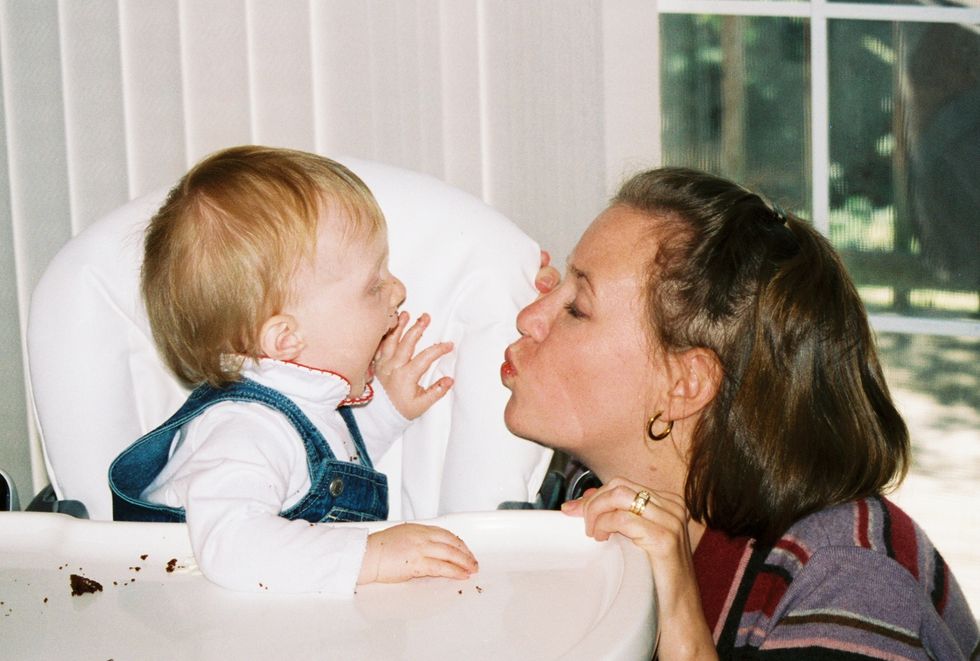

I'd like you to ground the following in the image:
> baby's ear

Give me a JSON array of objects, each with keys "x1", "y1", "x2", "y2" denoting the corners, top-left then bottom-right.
[{"x1": 259, "y1": 314, "x2": 304, "y2": 361}]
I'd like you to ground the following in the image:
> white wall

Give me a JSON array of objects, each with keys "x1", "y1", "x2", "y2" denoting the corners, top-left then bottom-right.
[{"x1": 0, "y1": 0, "x2": 661, "y2": 498}]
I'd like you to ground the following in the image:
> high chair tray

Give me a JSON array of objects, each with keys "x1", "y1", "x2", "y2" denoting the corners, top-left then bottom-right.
[{"x1": 0, "y1": 510, "x2": 655, "y2": 660}]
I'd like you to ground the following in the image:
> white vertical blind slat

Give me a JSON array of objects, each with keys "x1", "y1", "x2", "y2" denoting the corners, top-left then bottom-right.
[
  {"x1": 358, "y1": 0, "x2": 444, "y2": 177},
  {"x1": 0, "y1": 0, "x2": 72, "y2": 495},
  {"x1": 179, "y1": 0, "x2": 252, "y2": 162},
  {"x1": 438, "y1": 0, "x2": 483, "y2": 197},
  {"x1": 408, "y1": 0, "x2": 445, "y2": 179},
  {"x1": 311, "y1": 2, "x2": 376, "y2": 159},
  {"x1": 601, "y1": 0, "x2": 662, "y2": 195},
  {"x1": 0, "y1": 20, "x2": 32, "y2": 501},
  {"x1": 119, "y1": 1, "x2": 186, "y2": 198},
  {"x1": 1, "y1": 1, "x2": 72, "y2": 289},
  {"x1": 366, "y1": 2, "x2": 423, "y2": 169},
  {"x1": 59, "y1": 0, "x2": 129, "y2": 233},
  {"x1": 246, "y1": 0, "x2": 316, "y2": 150},
  {"x1": 481, "y1": 0, "x2": 607, "y2": 264}
]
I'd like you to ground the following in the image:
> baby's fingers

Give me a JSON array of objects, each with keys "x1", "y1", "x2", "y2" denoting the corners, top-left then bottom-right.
[
  {"x1": 412, "y1": 527, "x2": 478, "y2": 579},
  {"x1": 430, "y1": 540, "x2": 479, "y2": 574},
  {"x1": 415, "y1": 375, "x2": 454, "y2": 411},
  {"x1": 377, "y1": 311, "x2": 409, "y2": 361},
  {"x1": 403, "y1": 341, "x2": 454, "y2": 381},
  {"x1": 411, "y1": 556, "x2": 474, "y2": 580},
  {"x1": 389, "y1": 313, "x2": 431, "y2": 365}
]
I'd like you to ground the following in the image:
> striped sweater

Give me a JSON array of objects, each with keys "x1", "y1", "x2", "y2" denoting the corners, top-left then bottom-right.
[{"x1": 693, "y1": 496, "x2": 978, "y2": 660}]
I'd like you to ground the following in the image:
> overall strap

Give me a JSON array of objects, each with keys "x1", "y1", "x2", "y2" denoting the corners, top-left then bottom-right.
[
  {"x1": 183, "y1": 379, "x2": 337, "y2": 466},
  {"x1": 338, "y1": 405, "x2": 373, "y2": 469}
]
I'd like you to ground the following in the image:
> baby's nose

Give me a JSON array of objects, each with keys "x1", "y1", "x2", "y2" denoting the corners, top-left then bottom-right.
[{"x1": 390, "y1": 275, "x2": 407, "y2": 308}]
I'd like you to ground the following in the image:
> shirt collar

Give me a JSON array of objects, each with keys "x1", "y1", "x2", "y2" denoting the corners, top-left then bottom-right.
[{"x1": 241, "y1": 358, "x2": 374, "y2": 411}]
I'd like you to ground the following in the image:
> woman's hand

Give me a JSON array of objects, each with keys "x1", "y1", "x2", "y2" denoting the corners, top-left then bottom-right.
[
  {"x1": 563, "y1": 477, "x2": 717, "y2": 661},
  {"x1": 535, "y1": 250, "x2": 561, "y2": 294},
  {"x1": 357, "y1": 523, "x2": 478, "y2": 585},
  {"x1": 374, "y1": 312, "x2": 454, "y2": 420}
]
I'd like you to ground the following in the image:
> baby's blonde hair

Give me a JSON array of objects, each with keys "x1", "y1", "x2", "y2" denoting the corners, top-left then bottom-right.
[{"x1": 142, "y1": 145, "x2": 385, "y2": 386}]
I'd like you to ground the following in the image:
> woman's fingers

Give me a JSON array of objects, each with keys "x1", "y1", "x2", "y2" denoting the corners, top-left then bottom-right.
[{"x1": 576, "y1": 480, "x2": 690, "y2": 554}]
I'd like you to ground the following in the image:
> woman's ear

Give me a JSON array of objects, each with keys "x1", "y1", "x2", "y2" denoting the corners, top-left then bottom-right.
[
  {"x1": 259, "y1": 314, "x2": 304, "y2": 361},
  {"x1": 667, "y1": 348, "x2": 722, "y2": 420}
]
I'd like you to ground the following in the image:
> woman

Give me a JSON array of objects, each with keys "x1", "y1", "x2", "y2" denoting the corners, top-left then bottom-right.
[{"x1": 505, "y1": 168, "x2": 978, "y2": 660}]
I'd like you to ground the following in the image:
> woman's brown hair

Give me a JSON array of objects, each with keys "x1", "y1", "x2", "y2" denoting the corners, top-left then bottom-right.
[
  {"x1": 614, "y1": 167, "x2": 909, "y2": 544},
  {"x1": 142, "y1": 145, "x2": 385, "y2": 387}
]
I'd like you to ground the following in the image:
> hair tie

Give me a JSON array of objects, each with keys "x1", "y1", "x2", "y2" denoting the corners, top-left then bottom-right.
[{"x1": 770, "y1": 202, "x2": 789, "y2": 225}]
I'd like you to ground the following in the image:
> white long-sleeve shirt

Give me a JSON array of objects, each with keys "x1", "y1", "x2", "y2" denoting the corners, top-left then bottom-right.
[{"x1": 142, "y1": 358, "x2": 409, "y2": 595}]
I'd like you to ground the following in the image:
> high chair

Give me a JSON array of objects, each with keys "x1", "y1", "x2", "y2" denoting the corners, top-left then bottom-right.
[{"x1": 26, "y1": 155, "x2": 552, "y2": 522}]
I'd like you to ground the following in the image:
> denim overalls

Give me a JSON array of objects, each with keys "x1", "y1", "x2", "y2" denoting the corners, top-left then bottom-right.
[{"x1": 109, "y1": 378, "x2": 388, "y2": 523}]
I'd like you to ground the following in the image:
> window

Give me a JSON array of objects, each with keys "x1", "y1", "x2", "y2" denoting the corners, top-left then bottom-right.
[{"x1": 658, "y1": 0, "x2": 980, "y2": 612}]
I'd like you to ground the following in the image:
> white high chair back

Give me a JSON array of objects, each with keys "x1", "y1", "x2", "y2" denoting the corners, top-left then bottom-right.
[{"x1": 27, "y1": 156, "x2": 551, "y2": 521}]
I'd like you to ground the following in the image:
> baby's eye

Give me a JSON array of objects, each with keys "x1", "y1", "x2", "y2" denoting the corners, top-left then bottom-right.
[{"x1": 564, "y1": 301, "x2": 587, "y2": 320}]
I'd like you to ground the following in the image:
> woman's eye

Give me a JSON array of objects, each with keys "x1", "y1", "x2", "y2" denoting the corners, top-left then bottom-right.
[{"x1": 564, "y1": 302, "x2": 587, "y2": 319}]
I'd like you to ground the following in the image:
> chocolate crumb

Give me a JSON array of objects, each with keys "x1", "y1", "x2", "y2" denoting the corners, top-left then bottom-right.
[
  {"x1": 43, "y1": 597, "x2": 48, "y2": 604},
  {"x1": 140, "y1": 554, "x2": 148, "y2": 560},
  {"x1": 475, "y1": 585, "x2": 483, "y2": 593},
  {"x1": 457, "y1": 590, "x2": 463, "y2": 595},
  {"x1": 165, "y1": 558, "x2": 178, "y2": 573},
  {"x1": 70, "y1": 574, "x2": 103, "y2": 596}
]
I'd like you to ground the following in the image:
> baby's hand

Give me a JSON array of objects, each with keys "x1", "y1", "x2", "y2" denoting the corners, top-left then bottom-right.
[
  {"x1": 374, "y1": 312, "x2": 453, "y2": 419},
  {"x1": 357, "y1": 523, "x2": 478, "y2": 585}
]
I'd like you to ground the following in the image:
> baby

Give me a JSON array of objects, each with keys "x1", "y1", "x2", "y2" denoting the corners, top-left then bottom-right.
[{"x1": 109, "y1": 146, "x2": 478, "y2": 594}]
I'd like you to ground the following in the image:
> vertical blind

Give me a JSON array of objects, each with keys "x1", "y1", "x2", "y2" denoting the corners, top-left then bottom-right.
[{"x1": 0, "y1": 0, "x2": 661, "y2": 496}]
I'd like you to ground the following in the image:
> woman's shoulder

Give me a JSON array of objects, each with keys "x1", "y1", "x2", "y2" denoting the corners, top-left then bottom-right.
[
  {"x1": 785, "y1": 497, "x2": 922, "y2": 564},
  {"x1": 748, "y1": 496, "x2": 978, "y2": 659},
  {"x1": 776, "y1": 497, "x2": 950, "y2": 606},
  {"x1": 698, "y1": 498, "x2": 977, "y2": 658}
]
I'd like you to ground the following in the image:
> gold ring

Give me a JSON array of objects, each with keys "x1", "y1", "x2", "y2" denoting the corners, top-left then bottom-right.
[{"x1": 628, "y1": 490, "x2": 651, "y2": 516}]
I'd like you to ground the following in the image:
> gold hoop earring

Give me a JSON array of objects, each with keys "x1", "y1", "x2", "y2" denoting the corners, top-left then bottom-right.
[{"x1": 646, "y1": 412, "x2": 673, "y2": 442}]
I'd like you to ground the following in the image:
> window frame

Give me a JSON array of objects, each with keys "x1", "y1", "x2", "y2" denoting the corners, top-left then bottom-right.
[{"x1": 656, "y1": 0, "x2": 980, "y2": 338}]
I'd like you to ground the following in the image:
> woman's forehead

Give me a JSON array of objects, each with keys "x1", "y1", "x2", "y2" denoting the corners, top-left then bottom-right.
[{"x1": 571, "y1": 206, "x2": 656, "y2": 279}]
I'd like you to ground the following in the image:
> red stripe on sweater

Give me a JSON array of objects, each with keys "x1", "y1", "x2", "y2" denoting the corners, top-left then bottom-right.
[
  {"x1": 694, "y1": 528, "x2": 753, "y2": 634},
  {"x1": 855, "y1": 499, "x2": 871, "y2": 549},
  {"x1": 883, "y1": 498, "x2": 919, "y2": 580},
  {"x1": 775, "y1": 536, "x2": 810, "y2": 565},
  {"x1": 744, "y1": 569, "x2": 790, "y2": 618}
]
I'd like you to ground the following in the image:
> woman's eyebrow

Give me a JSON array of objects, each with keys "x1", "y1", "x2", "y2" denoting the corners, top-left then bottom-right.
[{"x1": 567, "y1": 264, "x2": 595, "y2": 295}]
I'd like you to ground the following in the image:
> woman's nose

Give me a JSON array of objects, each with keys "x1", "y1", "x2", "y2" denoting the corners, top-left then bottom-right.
[{"x1": 515, "y1": 292, "x2": 556, "y2": 342}]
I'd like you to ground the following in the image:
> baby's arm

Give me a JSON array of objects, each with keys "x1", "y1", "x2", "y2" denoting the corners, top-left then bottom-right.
[
  {"x1": 156, "y1": 406, "x2": 368, "y2": 594},
  {"x1": 357, "y1": 523, "x2": 479, "y2": 585},
  {"x1": 373, "y1": 312, "x2": 454, "y2": 420}
]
